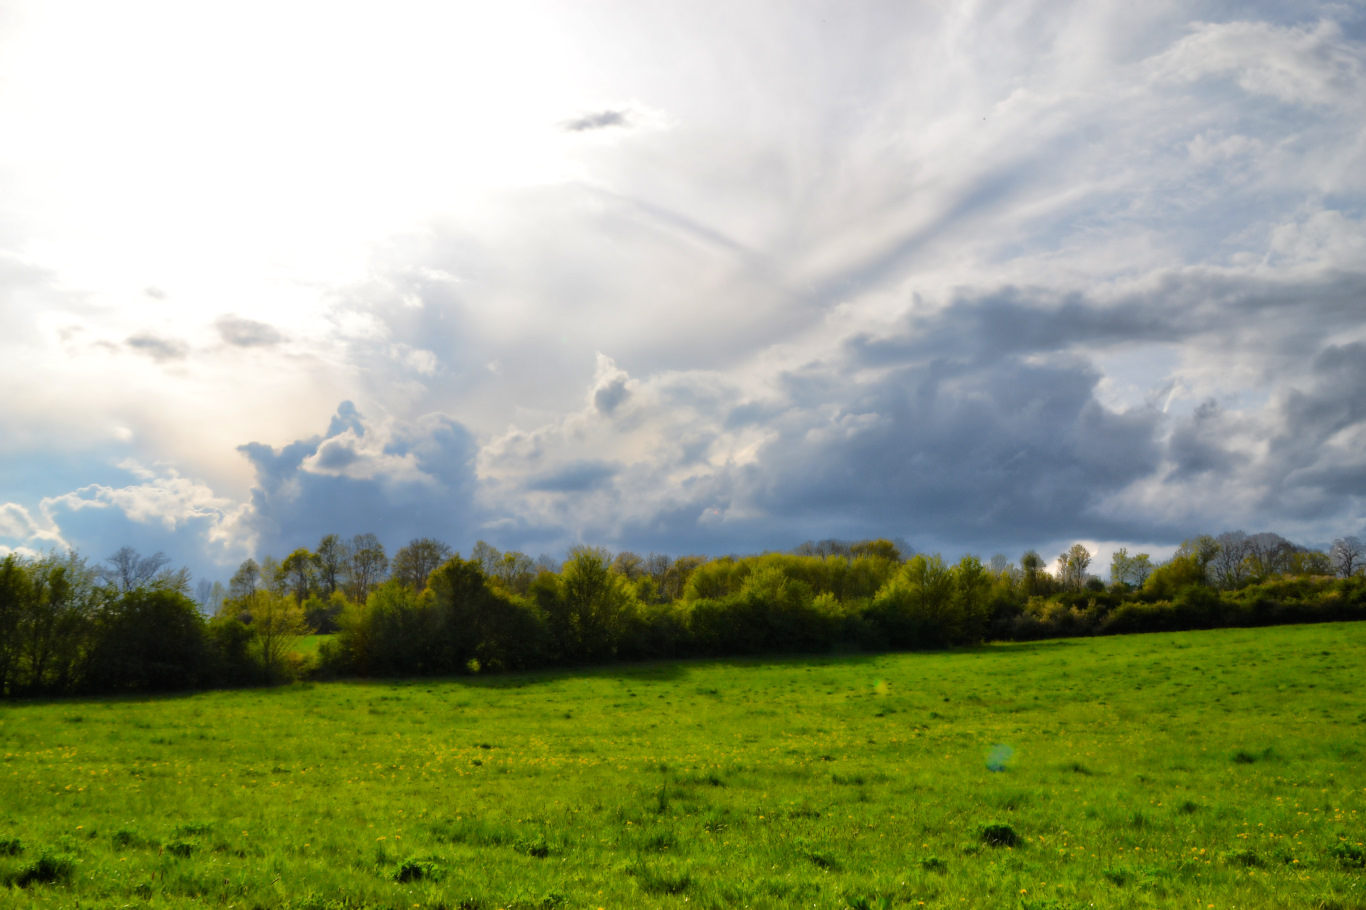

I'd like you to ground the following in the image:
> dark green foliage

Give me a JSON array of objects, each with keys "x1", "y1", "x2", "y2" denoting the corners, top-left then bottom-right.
[
  {"x1": 84, "y1": 589, "x2": 208, "y2": 692},
  {"x1": 1331, "y1": 841, "x2": 1365, "y2": 868},
  {"x1": 538, "y1": 546, "x2": 634, "y2": 663},
  {"x1": 204, "y1": 616, "x2": 262, "y2": 686},
  {"x1": 0, "y1": 837, "x2": 22, "y2": 856},
  {"x1": 977, "y1": 822, "x2": 1021, "y2": 847},
  {"x1": 12, "y1": 850, "x2": 76, "y2": 886},
  {"x1": 166, "y1": 838, "x2": 198, "y2": 857},
  {"x1": 5, "y1": 532, "x2": 1366, "y2": 694},
  {"x1": 393, "y1": 857, "x2": 445, "y2": 882}
]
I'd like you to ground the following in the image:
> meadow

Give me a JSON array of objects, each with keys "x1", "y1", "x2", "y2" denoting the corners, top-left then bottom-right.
[{"x1": 1, "y1": 623, "x2": 1363, "y2": 910}]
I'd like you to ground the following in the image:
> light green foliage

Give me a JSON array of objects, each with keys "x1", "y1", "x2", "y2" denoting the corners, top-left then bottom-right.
[
  {"x1": 278, "y1": 548, "x2": 316, "y2": 603},
  {"x1": 1142, "y1": 554, "x2": 1208, "y2": 600},
  {"x1": 246, "y1": 590, "x2": 310, "y2": 682},
  {"x1": 683, "y1": 552, "x2": 900, "y2": 605},
  {"x1": 1, "y1": 623, "x2": 1363, "y2": 908},
  {"x1": 540, "y1": 546, "x2": 637, "y2": 663},
  {"x1": 1056, "y1": 544, "x2": 1092, "y2": 591},
  {"x1": 1111, "y1": 548, "x2": 1155, "y2": 588}
]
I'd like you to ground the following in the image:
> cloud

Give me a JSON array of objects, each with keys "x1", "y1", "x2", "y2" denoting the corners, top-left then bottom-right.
[
  {"x1": 526, "y1": 459, "x2": 621, "y2": 493},
  {"x1": 216, "y1": 314, "x2": 285, "y2": 347},
  {"x1": 235, "y1": 401, "x2": 481, "y2": 557},
  {"x1": 125, "y1": 332, "x2": 189, "y2": 362},
  {"x1": 6, "y1": 3, "x2": 1366, "y2": 570},
  {"x1": 1151, "y1": 19, "x2": 1365, "y2": 108},
  {"x1": 562, "y1": 109, "x2": 631, "y2": 132}
]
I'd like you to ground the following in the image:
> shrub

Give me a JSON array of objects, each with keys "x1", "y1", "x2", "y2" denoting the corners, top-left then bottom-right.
[
  {"x1": 393, "y1": 857, "x2": 444, "y2": 882},
  {"x1": 1331, "y1": 840, "x2": 1366, "y2": 869},
  {"x1": 977, "y1": 822, "x2": 1021, "y2": 847},
  {"x1": 14, "y1": 851, "x2": 76, "y2": 887}
]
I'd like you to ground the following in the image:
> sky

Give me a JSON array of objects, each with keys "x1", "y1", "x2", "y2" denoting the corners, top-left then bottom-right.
[{"x1": 3, "y1": 0, "x2": 1366, "y2": 585}]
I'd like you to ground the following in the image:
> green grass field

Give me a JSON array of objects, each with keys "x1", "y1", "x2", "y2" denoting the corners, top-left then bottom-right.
[{"x1": 1, "y1": 623, "x2": 1363, "y2": 909}]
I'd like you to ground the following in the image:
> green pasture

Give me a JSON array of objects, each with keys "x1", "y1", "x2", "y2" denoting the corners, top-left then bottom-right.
[{"x1": 1, "y1": 623, "x2": 1363, "y2": 909}]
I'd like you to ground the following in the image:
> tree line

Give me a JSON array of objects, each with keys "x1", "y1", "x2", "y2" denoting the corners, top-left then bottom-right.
[{"x1": 1, "y1": 531, "x2": 1364, "y2": 696}]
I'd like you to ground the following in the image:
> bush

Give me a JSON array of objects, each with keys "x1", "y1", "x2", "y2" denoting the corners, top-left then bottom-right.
[
  {"x1": 977, "y1": 823, "x2": 1021, "y2": 847},
  {"x1": 13, "y1": 851, "x2": 76, "y2": 887},
  {"x1": 393, "y1": 857, "x2": 444, "y2": 882},
  {"x1": 83, "y1": 589, "x2": 209, "y2": 692}
]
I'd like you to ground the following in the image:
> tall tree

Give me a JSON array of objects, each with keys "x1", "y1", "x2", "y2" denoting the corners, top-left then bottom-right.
[
  {"x1": 101, "y1": 547, "x2": 171, "y2": 593},
  {"x1": 0, "y1": 555, "x2": 31, "y2": 695},
  {"x1": 610, "y1": 551, "x2": 646, "y2": 580},
  {"x1": 347, "y1": 533, "x2": 388, "y2": 603},
  {"x1": 391, "y1": 538, "x2": 452, "y2": 591},
  {"x1": 279, "y1": 548, "x2": 316, "y2": 603},
  {"x1": 1245, "y1": 532, "x2": 1293, "y2": 579},
  {"x1": 1330, "y1": 537, "x2": 1365, "y2": 578},
  {"x1": 1174, "y1": 535, "x2": 1220, "y2": 584},
  {"x1": 1056, "y1": 544, "x2": 1092, "y2": 591},
  {"x1": 1020, "y1": 550, "x2": 1045, "y2": 596},
  {"x1": 1211, "y1": 531, "x2": 1251, "y2": 589},
  {"x1": 251, "y1": 590, "x2": 310, "y2": 681},
  {"x1": 538, "y1": 545, "x2": 635, "y2": 663},
  {"x1": 228, "y1": 558, "x2": 261, "y2": 602},
  {"x1": 314, "y1": 534, "x2": 349, "y2": 597}
]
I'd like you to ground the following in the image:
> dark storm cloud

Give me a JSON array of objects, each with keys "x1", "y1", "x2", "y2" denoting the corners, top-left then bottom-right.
[
  {"x1": 1167, "y1": 400, "x2": 1248, "y2": 480},
  {"x1": 846, "y1": 289, "x2": 1183, "y2": 367},
  {"x1": 746, "y1": 355, "x2": 1164, "y2": 551},
  {"x1": 216, "y1": 314, "x2": 285, "y2": 347},
  {"x1": 562, "y1": 109, "x2": 630, "y2": 132},
  {"x1": 1254, "y1": 341, "x2": 1366, "y2": 515},
  {"x1": 125, "y1": 332, "x2": 189, "y2": 362}
]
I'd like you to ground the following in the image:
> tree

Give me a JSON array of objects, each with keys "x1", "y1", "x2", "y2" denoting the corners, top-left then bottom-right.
[
  {"x1": 1330, "y1": 537, "x2": 1365, "y2": 578},
  {"x1": 1108, "y1": 549, "x2": 1154, "y2": 588},
  {"x1": 250, "y1": 589, "x2": 310, "y2": 681},
  {"x1": 1020, "y1": 551, "x2": 1045, "y2": 596},
  {"x1": 195, "y1": 578, "x2": 226, "y2": 614},
  {"x1": 100, "y1": 547, "x2": 171, "y2": 593},
  {"x1": 471, "y1": 541, "x2": 501, "y2": 576},
  {"x1": 1211, "y1": 531, "x2": 1251, "y2": 589},
  {"x1": 538, "y1": 545, "x2": 636, "y2": 663},
  {"x1": 1285, "y1": 548, "x2": 1332, "y2": 576},
  {"x1": 279, "y1": 548, "x2": 316, "y2": 603},
  {"x1": 1244, "y1": 532, "x2": 1293, "y2": 579},
  {"x1": 1174, "y1": 535, "x2": 1219, "y2": 584},
  {"x1": 20, "y1": 551, "x2": 102, "y2": 694},
  {"x1": 314, "y1": 534, "x2": 349, "y2": 597},
  {"x1": 1128, "y1": 553, "x2": 1154, "y2": 586},
  {"x1": 428, "y1": 557, "x2": 546, "y2": 671},
  {"x1": 1056, "y1": 544, "x2": 1092, "y2": 591},
  {"x1": 952, "y1": 554, "x2": 992, "y2": 643},
  {"x1": 851, "y1": 539, "x2": 905, "y2": 562},
  {"x1": 0, "y1": 555, "x2": 31, "y2": 695},
  {"x1": 84, "y1": 588, "x2": 208, "y2": 692},
  {"x1": 228, "y1": 558, "x2": 261, "y2": 602},
  {"x1": 1110, "y1": 548, "x2": 1133, "y2": 587},
  {"x1": 347, "y1": 533, "x2": 388, "y2": 603},
  {"x1": 610, "y1": 551, "x2": 646, "y2": 580},
  {"x1": 868, "y1": 553, "x2": 957, "y2": 647},
  {"x1": 391, "y1": 538, "x2": 452, "y2": 591}
]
